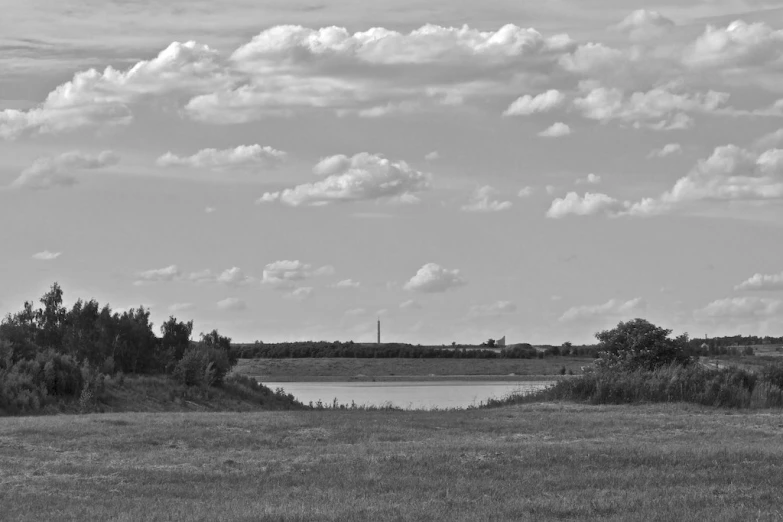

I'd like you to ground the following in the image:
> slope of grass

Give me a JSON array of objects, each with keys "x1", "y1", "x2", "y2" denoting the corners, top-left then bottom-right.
[
  {"x1": 2, "y1": 403, "x2": 783, "y2": 520},
  {"x1": 236, "y1": 357, "x2": 592, "y2": 381}
]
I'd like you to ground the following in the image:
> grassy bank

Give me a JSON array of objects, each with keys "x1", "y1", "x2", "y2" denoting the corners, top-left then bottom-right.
[
  {"x1": 236, "y1": 357, "x2": 592, "y2": 381},
  {"x1": 2, "y1": 404, "x2": 783, "y2": 520}
]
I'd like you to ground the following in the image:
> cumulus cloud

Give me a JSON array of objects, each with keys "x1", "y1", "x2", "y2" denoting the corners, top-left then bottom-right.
[
  {"x1": 560, "y1": 298, "x2": 645, "y2": 322},
  {"x1": 259, "y1": 152, "x2": 431, "y2": 206},
  {"x1": 32, "y1": 251, "x2": 61, "y2": 261},
  {"x1": 404, "y1": 263, "x2": 467, "y2": 293},
  {"x1": 469, "y1": 300, "x2": 518, "y2": 317},
  {"x1": 168, "y1": 303, "x2": 195, "y2": 313},
  {"x1": 694, "y1": 297, "x2": 782, "y2": 319},
  {"x1": 285, "y1": 287, "x2": 314, "y2": 300},
  {"x1": 503, "y1": 90, "x2": 565, "y2": 116},
  {"x1": 538, "y1": 122, "x2": 571, "y2": 137},
  {"x1": 156, "y1": 145, "x2": 286, "y2": 170},
  {"x1": 461, "y1": 185, "x2": 512, "y2": 212},
  {"x1": 332, "y1": 279, "x2": 361, "y2": 288},
  {"x1": 648, "y1": 143, "x2": 682, "y2": 158},
  {"x1": 546, "y1": 192, "x2": 625, "y2": 218},
  {"x1": 683, "y1": 20, "x2": 783, "y2": 70},
  {"x1": 217, "y1": 297, "x2": 247, "y2": 311},
  {"x1": 735, "y1": 272, "x2": 783, "y2": 291},
  {"x1": 400, "y1": 299, "x2": 422, "y2": 310},
  {"x1": 518, "y1": 186, "x2": 534, "y2": 198},
  {"x1": 217, "y1": 267, "x2": 253, "y2": 286},
  {"x1": 614, "y1": 10, "x2": 675, "y2": 41},
  {"x1": 424, "y1": 151, "x2": 440, "y2": 161},
  {"x1": 575, "y1": 173, "x2": 601, "y2": 185},
  {"x1": 261, "y1": 260, "x2": 332, "y2": 289},
  {"x1": 135, "y1": 265, "x2": 182, "y2": 284},
  {"x1": 0, "y1": 41, "x2": 227, "y2": 139},
  {"x1": 11, "y1": 150, "x2": 119, "y2": 189}
]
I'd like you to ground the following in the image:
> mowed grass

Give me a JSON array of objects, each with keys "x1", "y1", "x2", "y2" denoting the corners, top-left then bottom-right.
[
  {"x1": 236, "y1": 357, "x2": 592, "y2": 381},
  {"x1": 2, "y1": 404, "x2": 783, "y2": 521}
]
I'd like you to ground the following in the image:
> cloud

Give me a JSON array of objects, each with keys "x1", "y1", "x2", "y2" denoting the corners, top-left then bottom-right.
[
  {"x1": 461, "y1": 185, "x2": 512, "y2": 212},
  {"x1": 694, "y1": 297, "x2": 782, "y2": 319},
  {"x1": 518, "y1": 186, "x2": 534, "y2": 198},
  {"x1": 424, "y1": 151, "x2": 440, "y2": 161},
  {"x1": 259, "y1": 152, "x2": 431, "y2": 206},
  {"x1": 503, "y1": 90, "x2": 565, "y2": 116},
  {"x1": 261, "y1": 260, "x2": 332, "y2": 289},
  {"x1": 135, "y1": 265, "x2": 181, "y2": 284},
  {"x1": 683, "y1": 20, "x2": 783, "y2": 70},
  {"x1": 0, "y1": 41, "x2": 227, "y2": 139},
  {"x1": 546, "y1": 192, "x2": 625, "y2": 218},
  {"x1": 469, "y1": 300, "x2": 518, "y2": 317},
  {"x1": 614, "y1": 10, "x2": 675, "y2": 41},
  {"x1": 205, "y1": 206, "x2": 216, "y2": 213},
  {"x1": 217, "y1": 297, "x2": 247, "y2": 311},
  {"x1": 575, "y1": 173, "x2": 601, "y2": 185},
  {"x1": 648, "y1": 143, "x2": 682, "y2": 158},
  {"x1": 538, "y1": 122, "x2": 571, "y2": 137},
  {"x1": 11, "y1": 150, "x2": 119, "y2": 189},
  {"x1": 156, "y1": 145, "x2": 286, "y2": 170},
  {"x1": 332, "y1": 279, "x2": 361, "y2": 289},
  {"x1": 735, "y1": 272, "x2": 783, "y2": 291},
  {"x1": 32, "y1": 251, "x2": 61, "y2": 261},
  {"x1": 168, "y1": 303, "x2": 195, "y2": 313},
  {"x1": 572, "y1": 82, "x2": 728, "y2": 130},
  {"x1": 404, "y1": 263, "x2": 467, "y2": 293},
  {"x1": 345, "y1": 308, "x2": 366, "y2": 316},
  {"x1": 400, "y1": 299, "x2": 422, "y2": 310},
  {"x1": 217, "y1": 267, "x2": 253, "y2": 286},
  {"x1": 560, "y1": 298, "x2": 645, "y2": 322},
  {"x1": 285, "y1": 287, "x2": 314, "y2": 300}
]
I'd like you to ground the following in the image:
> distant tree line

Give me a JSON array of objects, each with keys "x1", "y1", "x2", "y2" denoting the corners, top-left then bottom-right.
[{"x1": 1, "y1": 283, "x2": 234, "y2": 414}]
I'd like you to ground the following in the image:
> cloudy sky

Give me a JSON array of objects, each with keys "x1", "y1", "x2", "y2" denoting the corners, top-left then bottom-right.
[{"x1": 2, "y1": 0, "x2": 783, "y2": 345}]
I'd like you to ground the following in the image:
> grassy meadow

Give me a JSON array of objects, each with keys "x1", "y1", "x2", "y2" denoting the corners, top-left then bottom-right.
[
  {"x1": 3, "y1": 403, "x2": 783, "y2": 521},
  {"x1": 235, "y1": 357, "x2": 593, "y2": 382}
]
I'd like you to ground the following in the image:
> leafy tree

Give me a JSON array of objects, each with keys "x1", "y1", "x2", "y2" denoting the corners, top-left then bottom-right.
[
  {"x1": 594, "y1": 318, "x2": 692, "y2": 371},
  {"x1": 160, "y1": 317, "x2": 194, "y2": 363},
  {"x1": 199, "y1": 329, "x2": 235, "y2": 365}
]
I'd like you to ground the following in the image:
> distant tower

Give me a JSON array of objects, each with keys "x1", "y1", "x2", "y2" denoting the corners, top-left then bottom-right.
[{"x1": 377, "y1": 319, "x2": 381, "y2": 344}]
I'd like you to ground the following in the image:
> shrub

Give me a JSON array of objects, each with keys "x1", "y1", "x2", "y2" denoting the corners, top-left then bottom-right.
[
  {"x1": 594, "y1": 319, "x2": 692, "y2": 372},
  {"x1": 172, "y1": 346, "x2": 232, "y2": 387}
]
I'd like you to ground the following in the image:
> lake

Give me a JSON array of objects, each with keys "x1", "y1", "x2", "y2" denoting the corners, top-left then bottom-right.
[{"x1": 262, "y1": 380, "x2": 554, "y2": 409}]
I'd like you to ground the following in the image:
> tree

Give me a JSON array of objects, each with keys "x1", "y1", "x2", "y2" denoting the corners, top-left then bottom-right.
[
  {"x1": 483, "y1": 338, "x2": 496, "y2": 348},
  {"x1": 199, "y1": 329, "x2": 235, "y2": 365},
  {"x1": 160, "y1": 317, "x2": 194, "y2": 362},
  {"x1": 594, "y1": 318, "x2": 692, "y2": 371}
]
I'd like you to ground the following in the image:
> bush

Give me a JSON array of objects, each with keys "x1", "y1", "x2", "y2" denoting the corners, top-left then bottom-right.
[
  {"x1": 172, "y1": 346, "x2": 232, "y2": 387},
  {"x1": 594, "y1": 319, "x2": 692, "y2": 372}
]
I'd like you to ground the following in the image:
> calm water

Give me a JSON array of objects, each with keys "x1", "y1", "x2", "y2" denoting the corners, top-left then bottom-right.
[{"x1": 262, "y1": 381, "x2": 554, "y2": 409}]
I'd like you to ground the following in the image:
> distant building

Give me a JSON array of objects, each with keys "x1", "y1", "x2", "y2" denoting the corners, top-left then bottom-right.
[{"x1": 497, "y1": 336, "x2": 506, "y2": 348}]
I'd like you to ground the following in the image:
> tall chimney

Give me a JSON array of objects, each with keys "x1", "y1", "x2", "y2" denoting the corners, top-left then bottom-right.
[{"x1": 377, "y1": 319, "x2": 381, "y2": 344}]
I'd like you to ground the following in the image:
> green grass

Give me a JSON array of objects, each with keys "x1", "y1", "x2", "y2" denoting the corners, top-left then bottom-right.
[
  {"x1": 235, "y1": 357, "x2": 592, "y2": 382},
  {"x1": 2, "y1": 403, "x2": 783, "y2": 520}
]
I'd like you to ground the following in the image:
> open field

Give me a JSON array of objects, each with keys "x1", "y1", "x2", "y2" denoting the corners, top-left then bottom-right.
[
  {"x1": 3, "y1": 404, "x2": 783, "y2": 521},
  {"x1": 235, "y1": 357, "x2": 593, "y2": 382}
]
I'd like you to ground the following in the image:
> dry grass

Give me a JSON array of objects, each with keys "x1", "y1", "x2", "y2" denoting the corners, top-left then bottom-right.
[
  {"x1": 2, "y1": 403, "x2": 783, "y2": 520},
  {"x1": 235, "y1": 357, "x2": 592, "y2": 382}
]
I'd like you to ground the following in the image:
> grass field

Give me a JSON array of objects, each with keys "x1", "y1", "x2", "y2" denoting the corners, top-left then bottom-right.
[
  {"x1": 235, "y1": 357, "x2": 593, "y2": 382},
  {"x1": 2, "y1": 403, "x2": 783, "y2": 521}
]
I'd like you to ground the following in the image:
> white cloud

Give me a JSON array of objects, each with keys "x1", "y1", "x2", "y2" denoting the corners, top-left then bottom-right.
[
  {"x1": 404, "y1": 263, "x2": 467, "y2": 293},
  {"x1": 461, "y1": 185, "x2": 512, "y2": 212},
  {"x1": 469, "y1": 300, "x2": 518, "y2": 317},
  {"x1": 156, "y1": 145, "x2": 286, "y2": 170},
  {"x1": 217, "y1": 297, "x2": 247, "y2": 311},
  {"x1": 538, "y1": 122, "x2": 571, "y2": 137},
  {"x1": 545, "y1": 185, "x2": 558, "y2": 195},
  {"x1": 694, "y1": 297, "x2": 782, "y2": 319},
  {"x1": 261, "y1": 260, "x2": 332, "y2": 289},
  {"x1": 11, "y1": 150, "x2": 119, "y2": 189},
  {"x1": 217, "y1": 267, "x2": 253, "y2": 286},
  {"x1": 345, "y1": 308, "x2": 366, "y2": 316},
  {"x1": 168, "y1": 303, "x2": 195, "y2": 313},
  {"x1": 683, "y1": 20, "x2": 783, "y2": 70},
  {"x1": 546, "y1": 192, "x2": 626, "y2": 218},
  {"x1": 187, "y1": 269, "x2": 215, "y2": 283},
  {"x1": 560, "y1": 298, "x2": 645, "y2": 322},
  {"x1": 285, "y1": 287, "x2": 314, "y2": 300},
  {"x1": 575, "y1": 173, "x2": 601, "y2": 185},
  {"x1": 32, "y1": 251, "x2": 61, "y2": 261},
  {"x1": 205, "y1": 206, "x2": 216, "y2": 214},
  {"x1": 424, "y1": 151, "x2": 440, "y2": 161},
  {"x1": 518, "y1": 186, "x2": 534, "y2": 198},
  {"x1": 735, "y1": 272, "x2": 783, "y2": 291},
  {"x1": 614, "y1": 10, "x2": 675, "y2": 41},
  {"x1": 0, "y1": 41, "x2": 227, "y2": 139},
  {"x1": 136, "y1": 265, "x2": 182, "y2": 284},
  {"x1": 503, "y1": 90, "x2": 565, "y2": 116},
  {"x1": 400, "y1": 299, "x2": 422, "y2": 310},
  {"x1": 648, "y1": 143, "x2": 682, "y2": 158},
  {"x1": 259, "y1": 152, "x2": 431, "y2": 206},
  {"x1": 332, "y1": 279, "x2": 361, "y2": 289},
  {"x1": 558, "y1": 43, "x2": 627, "y2": 75}
]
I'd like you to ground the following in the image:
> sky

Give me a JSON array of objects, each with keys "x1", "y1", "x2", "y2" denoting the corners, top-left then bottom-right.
[{"x1": 2, "y1": 0, "x2": 783, "y2": 345}]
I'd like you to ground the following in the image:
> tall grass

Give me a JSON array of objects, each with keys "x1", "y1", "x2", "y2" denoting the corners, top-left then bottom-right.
[{"x1": 489, "y1": 364, "x2": 783, "y2": 409}]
